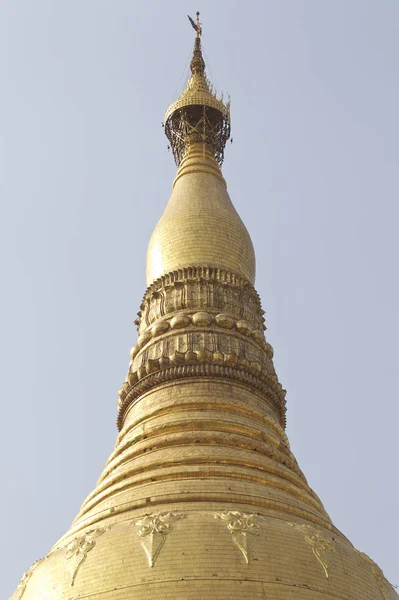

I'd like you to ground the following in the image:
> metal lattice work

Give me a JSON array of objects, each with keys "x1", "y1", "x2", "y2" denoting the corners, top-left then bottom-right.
[
  {"x1": 164, "y1": 12, "x2": 231, "y2": 167},
  {"x1": 165, "y1": 104, "x2": 231, "y2": 167}
]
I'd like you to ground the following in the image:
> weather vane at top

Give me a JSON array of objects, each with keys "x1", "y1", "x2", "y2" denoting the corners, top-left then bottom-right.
[{"x1": 187, "y1": 11, "x2": 202, "y2": 37}]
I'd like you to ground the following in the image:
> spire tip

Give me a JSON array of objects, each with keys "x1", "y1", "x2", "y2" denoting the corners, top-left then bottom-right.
[
  {"x1": 165, "y1": 13, "x2": 230, "y2": 167},
  {"x1": 188, "y1": 12, "x2": 202, "y2": 37}
]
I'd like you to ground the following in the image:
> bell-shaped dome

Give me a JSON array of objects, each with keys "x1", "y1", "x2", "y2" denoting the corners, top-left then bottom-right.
[{"x1": 146, "y1": 143, "x2": 256, "y2": 285}]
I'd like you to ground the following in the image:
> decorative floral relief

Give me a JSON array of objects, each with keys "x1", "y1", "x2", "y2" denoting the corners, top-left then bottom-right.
[
  {"x1": 214, "y1": 511, "x2": 261, "y2": 564},
  {"x1": 288, "y1": 523, "x2": 335, "y2": 579},
  {"x1": 65, "y1": 528, "x2": 107, "y2": 586},
  {"x1": 135, "y1": 512, "x2": 185, "y2": 567},
  {"x1": 121, "y1": 329, "x2": 275, "y2": 408},
  {"x1": 11, "y1": 558, "x2": 43, "y2": 600},
  {"x1": 126, "y1": 331, "x2": 276, "y2": 395},
  {"x1": 356, "y1": 550, "x2": 396, "y2": 600},
  {"x1": 136, "y1": 269, "x2": 265, "y2": 334}
]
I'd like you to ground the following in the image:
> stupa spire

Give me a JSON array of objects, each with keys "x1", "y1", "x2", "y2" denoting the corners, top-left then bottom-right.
[
  {"x1": 10, "y1": 15, "x2": 398, "y2": 600},
  {"x1": 188, "y1": 12, "x2": 205, "y2": 74},
  {"x1": 165, "y1": 12, "x2": 231, "y2": 166}
]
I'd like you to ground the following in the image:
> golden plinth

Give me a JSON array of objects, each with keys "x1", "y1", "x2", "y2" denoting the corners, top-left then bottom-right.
[{"x1": 12, "y1": 14, "x2": 397, "y2": 600}]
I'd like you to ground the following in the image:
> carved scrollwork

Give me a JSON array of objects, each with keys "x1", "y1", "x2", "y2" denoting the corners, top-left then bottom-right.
[
  {"x1": 135, "y1": 267, "x2": 265, "y2": 335},
  {"x1": 65, "y1": 528, "x2": 107, "y2": 586},
  {"x1": 133, "y1": 330, "x2": 273, "y2": 374},
  {"x1": 288, "y1": 522, "x2": 335, "y2": 579},
  {"x1": 120, "y1": 325, "x2": 278, "y2": 407},
  {"x1": 135, "y1": 311, "x2": 267, "y2": 353},
  {"x1": 214, "y1": 511, "x2": 261, "y2": 564},
  {"x1": 135, "y1": 512, "x2": 185, "y2": 567},
  {"x1": 118, "y1": 266, "x2": 283, "y2": 430}
]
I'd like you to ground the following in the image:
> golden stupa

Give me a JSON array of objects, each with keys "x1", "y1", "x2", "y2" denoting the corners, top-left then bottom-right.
[{"x1": 12, "y1": 14, "x2": 397, "y2": 600}]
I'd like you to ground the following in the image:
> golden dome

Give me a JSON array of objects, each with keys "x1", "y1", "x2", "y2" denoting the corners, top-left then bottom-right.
[
  {"x1": 12, "y1": 13, "x2": 397, "y2": 600},
  {"x1": 146, "y1": 143, "x2": 256, "y2": 286}
]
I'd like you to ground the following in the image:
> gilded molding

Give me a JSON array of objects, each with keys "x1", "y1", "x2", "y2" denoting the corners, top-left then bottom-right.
[
  {"x1": 144, "y1": 312, "x2": 267, "y2": 346},
  {"x1": 129, "y1": 329, "x2": 275, "y2": 386},
  {"x1": 11, "y1": 558, "x2": 43, "y2": 600},
  {"x1": 76, "y1": 457, "x2": 323, "y2": 522},
  {"x1": 135, "y1": 267, "x2": 265, "y2": 334},
  {"x1": 135, "y1": 512, "x2": 185, "y2": 567},
  {"x1": 214, "y1": 511, "x2": 261, "y2": 564},
  {"x1": 133, "y1": 326, "x2": 276, "y2": 368},
  {"x1": 65, "y1": 528, "x2": 107, "y2": 586},
  {"x1": 288, "y1": 523, "x2": 335, "y2": 579},
  {"x1": 117, "y1": 362, "x2": 286, "y2": 430},
  {"x1": 116, "y1": 264, "x2": 286, "y2": 431},
  {"x1": 115, "y1": 403, "x2": 290, "y2": 453}
]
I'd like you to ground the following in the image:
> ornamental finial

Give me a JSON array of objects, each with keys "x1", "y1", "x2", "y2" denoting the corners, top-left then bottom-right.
[
  {"x1": 188, "y1": 12, "x2": 205, "y2": 75},
  {"x1": 164, "y1": 14, "x2": 231, "y2": 167},
  {"x1": 187, "y1": 11, "x2": 202, "y2": 38}
]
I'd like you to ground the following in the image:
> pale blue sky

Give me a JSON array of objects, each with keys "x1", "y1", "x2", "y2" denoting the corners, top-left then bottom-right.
[{"x1": 1, "y1": 1, "x2": 398, "y2": 597}]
